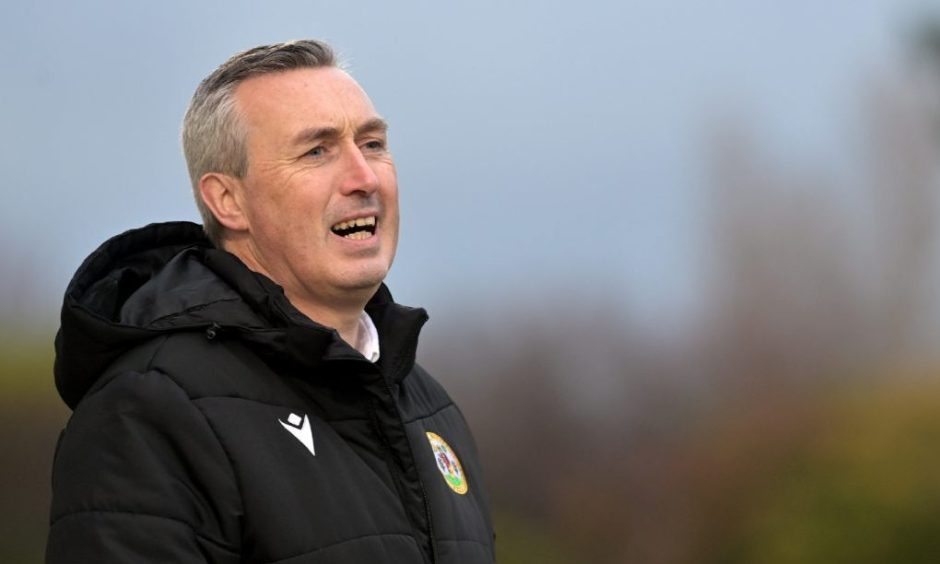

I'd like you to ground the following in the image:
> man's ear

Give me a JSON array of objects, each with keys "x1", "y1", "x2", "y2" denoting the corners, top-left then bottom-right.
[{"x1": 199, "y1": 173, "x2": 250, "y2": 232}]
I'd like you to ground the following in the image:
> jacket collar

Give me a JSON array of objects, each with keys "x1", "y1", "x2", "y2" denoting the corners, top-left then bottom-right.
[
  {"x1": 56, "y1": 221, "x2": 428, "y2": 408},
  {"x1": 201, "y1": 245, "x2": 429, "y2": 384}
]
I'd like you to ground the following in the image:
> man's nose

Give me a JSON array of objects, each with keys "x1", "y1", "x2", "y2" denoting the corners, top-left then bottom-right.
[{"x1": 338, "y1": 144, "x2": 380, "y2": 196}]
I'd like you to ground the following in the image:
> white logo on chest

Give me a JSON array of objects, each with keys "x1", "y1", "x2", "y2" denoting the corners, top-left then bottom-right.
[{"x1": 279, "y1": 412, "x2": 315, "y2": 456}]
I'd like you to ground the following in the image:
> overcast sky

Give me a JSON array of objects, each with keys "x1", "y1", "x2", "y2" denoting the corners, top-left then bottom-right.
[{"x1": 1, "y1": 0, "x2": 934, "y2": 329}]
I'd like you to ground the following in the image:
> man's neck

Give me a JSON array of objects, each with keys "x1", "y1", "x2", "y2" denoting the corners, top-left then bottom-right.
[{"x1": 221, "y1": 238, "x2": 369, "y2": 349}]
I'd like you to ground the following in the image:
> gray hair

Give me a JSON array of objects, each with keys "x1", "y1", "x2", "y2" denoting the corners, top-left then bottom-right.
[{"x1": 182, "y1": 39, "x2": 337, "y2": 245}]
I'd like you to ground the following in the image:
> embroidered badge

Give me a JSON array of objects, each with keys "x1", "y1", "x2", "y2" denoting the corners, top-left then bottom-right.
[{"x1": 426, "y1": 431, "x2": 468, "y2": 495}]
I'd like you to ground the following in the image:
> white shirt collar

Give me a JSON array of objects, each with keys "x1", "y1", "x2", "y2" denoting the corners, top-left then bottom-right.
[{"x1": 356, "y1": 310, "x2": 381, "y2": 363}]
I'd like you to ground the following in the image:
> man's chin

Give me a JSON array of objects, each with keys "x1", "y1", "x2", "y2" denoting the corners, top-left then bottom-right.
[
  {"x1": 335, "y1": 268, "x2": 390, "y2": 294},
  {"x1": 323, "y1": 255, "x2": 394, "y2": 298}
]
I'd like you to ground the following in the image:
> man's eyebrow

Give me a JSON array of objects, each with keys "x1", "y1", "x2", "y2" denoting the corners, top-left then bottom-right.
[
  {"x1": 292, "y1": 126, "x2": 340, "y2": 146},
  {"x1": 356, "y1": 117, "x2": 389, "y2": 136},
  {"x1": 291, "y1": 118, "x2": 389, "y2": 146}
]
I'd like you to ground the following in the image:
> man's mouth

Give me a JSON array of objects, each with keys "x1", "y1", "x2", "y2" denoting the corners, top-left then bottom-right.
[{"x1": 330, "y1": 216, "x2": 377, "y2": 240}]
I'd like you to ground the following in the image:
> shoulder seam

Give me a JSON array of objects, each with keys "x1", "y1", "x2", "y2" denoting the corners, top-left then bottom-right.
[
  {"x1": 77, "y1": 335, "x2": 171, "y2": 405},
  {"x1": 144, "y1": 334, "x2": 171, "y2": 372},
  {"x1": 148, "y1": 367, "x2": 248, "y2": 534}
]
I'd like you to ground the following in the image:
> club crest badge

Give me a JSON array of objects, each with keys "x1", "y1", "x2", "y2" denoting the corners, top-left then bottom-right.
[{"x1": 426, "y1": 431, "x2": 468, "y2": 495}]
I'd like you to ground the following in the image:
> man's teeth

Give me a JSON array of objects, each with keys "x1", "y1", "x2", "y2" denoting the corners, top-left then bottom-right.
[
  {"x1": 332, "y1": 216, "x2": 376, "y2": 232},
  {"x1": 331, "y1": 216, "x2": 377, "y2": 239}
]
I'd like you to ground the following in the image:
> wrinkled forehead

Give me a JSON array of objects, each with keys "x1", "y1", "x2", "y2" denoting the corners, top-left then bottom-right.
[{"x1": 234, "y1": 67, "x2": 380, "y2": 146}]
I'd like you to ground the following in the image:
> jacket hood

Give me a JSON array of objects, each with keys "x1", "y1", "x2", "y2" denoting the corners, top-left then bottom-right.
[{"x1": 55, "y1": 221, "x2": 427, "y2": 409}]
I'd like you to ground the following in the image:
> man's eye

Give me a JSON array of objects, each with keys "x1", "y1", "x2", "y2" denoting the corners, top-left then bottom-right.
[
  {"x1": 362, "y1": 140, "x2": 386, "y2": 152},
  {"x1": 306, "y1": 146, "x2": 326, "y2": 157}
]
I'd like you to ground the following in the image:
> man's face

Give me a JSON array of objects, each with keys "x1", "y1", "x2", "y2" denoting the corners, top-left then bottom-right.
[{"x1": 231, "y1": 67, "x2": 399, "y2": 308}]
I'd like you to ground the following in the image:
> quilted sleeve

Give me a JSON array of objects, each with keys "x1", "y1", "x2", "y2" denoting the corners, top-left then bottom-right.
[{"x1": 46, "y1": 370, "x2": 242, "y2": 563}]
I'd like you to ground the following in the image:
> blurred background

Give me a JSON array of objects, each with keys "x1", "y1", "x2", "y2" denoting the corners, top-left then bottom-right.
[{"x1": 3, "y1": 1, "x2": 940, "y2": 561}]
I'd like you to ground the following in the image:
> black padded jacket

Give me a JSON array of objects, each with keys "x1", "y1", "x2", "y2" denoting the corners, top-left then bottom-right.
[{"x1": 47, "y1": 221, "x2": 495, "y2": 563}]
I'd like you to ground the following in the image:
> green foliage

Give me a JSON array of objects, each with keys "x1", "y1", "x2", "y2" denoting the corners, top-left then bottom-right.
[
  {"x1": 0, "y1": 333, "x2": 66, "y2": 563},
  {"x1": 719, "y1": 382, "x2": 940, "y2": 563},
  {"x1": 0, "y1": 332, "x2": 57, "y2": 400}
]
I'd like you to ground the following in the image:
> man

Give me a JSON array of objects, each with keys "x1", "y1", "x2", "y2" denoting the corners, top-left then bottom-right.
[{"x1": 47, "y1": 40, "x2": 495, "y2": 563}]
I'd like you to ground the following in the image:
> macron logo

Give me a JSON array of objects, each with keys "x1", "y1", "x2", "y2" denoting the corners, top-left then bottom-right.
[{"x1": 279, "y1": 412, "x2": 315, "y2": 456}]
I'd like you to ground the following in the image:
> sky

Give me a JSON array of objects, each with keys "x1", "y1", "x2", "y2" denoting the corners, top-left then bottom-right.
[{"x1": 1, "y1": 0, "x2": 935, "y2": 331}]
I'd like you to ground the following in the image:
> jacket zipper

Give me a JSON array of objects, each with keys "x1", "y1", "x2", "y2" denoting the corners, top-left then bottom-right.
[
  {"x1": 382, "y1": 324, "x2": 437, "y2": 563},
  {"x1": 383, "y1": 380, "x2": 438, "y2": 564},
  {"x1": 369, "y1": 383, "x2": 438, "y2": 564}
]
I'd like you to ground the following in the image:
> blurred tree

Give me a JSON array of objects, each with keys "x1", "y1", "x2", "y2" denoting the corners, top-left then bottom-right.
[
  {"x1": 913, "y1": 19, "x2": 940, "y2": 76},
  {"x1": 717, "y1": 381, "x2": 940, "y2": 564},
  {"x1": 0, "y1": 338, "x2": 66, "y2": 564}
]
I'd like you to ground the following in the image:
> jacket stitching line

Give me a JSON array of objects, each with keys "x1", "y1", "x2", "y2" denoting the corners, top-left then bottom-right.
[
  {"x1": 188, "y1": 399, "x2": 247, "y2": 520},
  {"x1": 143, "y1": 334, "x2": 170, "y2": 372},
  {"x1": 401, "y1": 401, "x2": 455, "y2": 425},
  {"x1": 76, "y1": 335, "x2": 171, "y2": 405},
  {"x1": 48, "y1": 509, "x2": 237, "y2": 552},
  {"x1": 436, "y1": 537, "x2": 492, "y2": 548},
  {"x1": 146, "y1": 365, "x2": 247, "y2": 551},
  {"x1": 266, "y1": 532, "x2": 416, "y2": 563},
  {"x1": 50, "y1": 508, "x2": 194, "y2": 528},
  {"x1": 145, "y1": 297, "x2": 242, "y2": 327}
]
